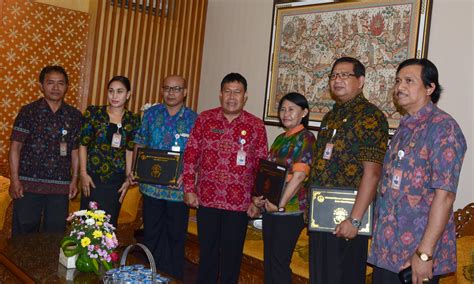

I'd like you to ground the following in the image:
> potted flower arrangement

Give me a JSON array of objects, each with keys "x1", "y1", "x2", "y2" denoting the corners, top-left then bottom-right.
[{"x1": 60, "y1": 201, "x2": 120, "y2": 274}]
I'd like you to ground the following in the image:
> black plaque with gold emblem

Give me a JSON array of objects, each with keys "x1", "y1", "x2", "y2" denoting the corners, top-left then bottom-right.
[
  {"x1": 133, "y1": 148, "x2": 182, "y2": 185},
  {"x1": 308, "y1": 186, "x2": 373, "y2": 236},
  {"x1": 253, "y1": 159, "x2": 287, "y2": 205}
]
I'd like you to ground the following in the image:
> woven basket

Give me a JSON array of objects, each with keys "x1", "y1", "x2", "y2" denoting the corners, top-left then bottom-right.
[{"x1": 104, "y1": 243, "x2": 167, "y2": 283}]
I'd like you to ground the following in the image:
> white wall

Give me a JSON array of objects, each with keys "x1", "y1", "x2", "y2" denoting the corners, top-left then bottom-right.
[{"x1": 198, "y1": 0, "x2": 474, "y2": 209}]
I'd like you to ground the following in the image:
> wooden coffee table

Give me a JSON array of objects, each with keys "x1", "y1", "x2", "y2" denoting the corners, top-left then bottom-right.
[{"x1": 0, "y1": 233, "x2": 177, "y2": 283}]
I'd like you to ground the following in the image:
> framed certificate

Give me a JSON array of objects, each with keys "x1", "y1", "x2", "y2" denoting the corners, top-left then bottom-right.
[
  {"x1": 253, "y1": 159, "x2": 287, "y2": 205},
  {"x1": 308, "y1": 186, "x2": 373, "y2": 236},
  {"x1": 133, "y1": 148, "x2": 182, "y2": 185}
]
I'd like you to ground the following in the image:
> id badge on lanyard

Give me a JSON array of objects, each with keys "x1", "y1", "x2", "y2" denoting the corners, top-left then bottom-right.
[
  {"x1": 59, "y1": 129, "x2": 68, "y2": 156},
  {"x1": 236, "y1": 136, "x2": 246, "y2": 166},
  {"x1": 391, "y1": 150, "x2": 405, "y2": 190},
  {"x1": 172, "y1": 134, "x2": 181, "y2": 152},
  {"x1": 111, "y1": 123, "x2": 122, "y2": 148},
  {"x1": 323, "y1": 129, "x2": 337, "y2": 160}
]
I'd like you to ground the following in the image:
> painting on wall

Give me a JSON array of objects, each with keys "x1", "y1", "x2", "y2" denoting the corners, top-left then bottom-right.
[{"x1": 264, "y1": 0, "x2": 432, "y2": 132}]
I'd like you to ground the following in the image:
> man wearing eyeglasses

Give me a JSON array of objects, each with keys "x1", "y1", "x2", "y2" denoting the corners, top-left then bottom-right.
[
  {"x1": 131, "y1": 75, "x2": 197, "y2": 280},
  {"x1": 309, "y1": 57, "x2": 389, "y2": 284},
  {"x1": 183, "y1": 73, "x2": 268, "y2": 284}
]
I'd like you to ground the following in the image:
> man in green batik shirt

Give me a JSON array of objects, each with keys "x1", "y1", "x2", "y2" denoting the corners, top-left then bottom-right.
[{"x1": 309, "y1": 57, "x2": 389, "y2": 284}]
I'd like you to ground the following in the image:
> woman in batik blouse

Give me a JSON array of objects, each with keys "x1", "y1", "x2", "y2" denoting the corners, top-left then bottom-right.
[
  {"x1": 253, "y1": 92, "x2": 316, "y2": 284},
  {"x1": 79, "y1": 76, "x2": 141, "y2": 227}
]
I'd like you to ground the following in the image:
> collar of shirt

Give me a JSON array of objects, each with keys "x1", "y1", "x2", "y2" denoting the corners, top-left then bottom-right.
[
  {"x1": 400, "y1": 101, "x2": 434, "y2": 130},
  {"x1": 285, "y1": 124, "x2": 305, "y2": 137},
  {"x1": 333, "y1": 93, "x2": 365, "y2": 111},
  {"x1": 39, "y1": 97, "x2": 65, "y2": 115},
  {"x1": 218, "y1": 107, "x2": 245, "y2": 124},
  {"x1": 159, "y1": 103, "x2": 186, "y2": 119}
]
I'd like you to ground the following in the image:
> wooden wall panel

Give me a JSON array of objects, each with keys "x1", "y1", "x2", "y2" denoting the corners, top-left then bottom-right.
[{"x1": 86, "y1": 0, "x2": 208, "y2": 113}]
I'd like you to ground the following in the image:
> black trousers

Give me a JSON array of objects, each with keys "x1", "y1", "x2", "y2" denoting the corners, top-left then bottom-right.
[
  {"x1": 263, "y1": 212, "x2": 304, "y2": 284},
  {"x1": 309, "y1": 231, "x2": 369, "y2": 284},
  {"x1": 372, "y1": 266, "x2": 440, "y2": 284},
  {"x1": 196, "y1": 206, "x2": 249, "y2": 284},
  {"x1": 142, "y1": 196, "x2": 189, "y2": 280},
  {"x1": 12, "y1": 192, "x2": 69, "y2": 236},
  {"x1": 80, "y1": 181, "x2": 122, "y2": 227}
]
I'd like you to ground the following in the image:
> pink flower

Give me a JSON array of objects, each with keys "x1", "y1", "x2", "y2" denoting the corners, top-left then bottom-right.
[
  {"x1": 89, "y1": 201, "x2": 99, "y2": 210},
  {"x1": 110, "y1": 251, "x2": 120, "y2": 262}
]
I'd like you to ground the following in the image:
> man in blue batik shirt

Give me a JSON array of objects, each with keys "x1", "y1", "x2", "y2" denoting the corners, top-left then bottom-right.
[{"x1": 132, "y1": 75, "x2": 197, "y2": 280}]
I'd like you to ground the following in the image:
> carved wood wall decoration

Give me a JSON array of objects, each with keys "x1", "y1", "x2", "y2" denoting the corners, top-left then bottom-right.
[{"x1": 455, "y1": 202, "x2": 474, "y2": 238}]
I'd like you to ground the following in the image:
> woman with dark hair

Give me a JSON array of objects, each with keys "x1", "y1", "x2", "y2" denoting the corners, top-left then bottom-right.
[
  {"x1": 252, "y1": 92, "x2": 316, "y2": 283},
  {"x1": 79, "y1": 76, "x2": 141, "y2": 226}
]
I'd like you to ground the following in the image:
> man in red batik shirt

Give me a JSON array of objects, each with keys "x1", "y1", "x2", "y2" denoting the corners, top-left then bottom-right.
[{"x1": 183, "y1": 73, "x2": 268, "y2": 284}]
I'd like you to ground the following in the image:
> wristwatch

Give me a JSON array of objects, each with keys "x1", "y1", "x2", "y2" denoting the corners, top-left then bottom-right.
[
  {"x1": 348, "y1": 217, "x2": 361, "y2": 229},
  {"x1": 415, "y1": 249, "x2": 433, "y2": 262}
]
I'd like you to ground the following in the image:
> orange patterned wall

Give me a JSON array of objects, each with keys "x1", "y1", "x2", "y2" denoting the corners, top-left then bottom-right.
[{"x1": 0, "y1": 0, "x2": 90, "y2": 175}]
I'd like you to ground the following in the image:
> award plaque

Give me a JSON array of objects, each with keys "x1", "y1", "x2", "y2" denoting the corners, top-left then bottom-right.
[
  {"x1": 133, "y1": 148, "x2": 182, "y2": 185},
  {"x1": 253, "y1": 159, "x2": 287, "y2": 205},
  {"x1": 308, "y1": 186, "x2": 373, "y2": 236}
]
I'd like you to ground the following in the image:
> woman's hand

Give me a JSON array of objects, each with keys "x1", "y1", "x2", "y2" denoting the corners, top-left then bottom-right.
[
  {"x1": 118, "y1": 180, "x2": 130, "y2": 203},
  {"x1": 80, "y1": 172, "x2": 95, "y2": 197},
  {"x1": 264, "y1": 199, "x2": 279, "y2": 212},
  {"x1": 127, "y1": 172, "x2": 137, "y2": 186}
]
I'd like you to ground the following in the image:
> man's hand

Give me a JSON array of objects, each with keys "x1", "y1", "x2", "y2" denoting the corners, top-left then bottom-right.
[
  {"x1": 9, "y1": 178, "x2": 24, "y2": 199},
  {"x1": 80, "y1": 172, "x2": 95, "y2": 197},
  {"x1": 410, "y1": 253, "x2": 433, "y2": 284},
  {"x1": 118, "y1": 180, "x2": 130, "y2": 203},
  {"x1": 184, "y1": 192, "x2": 199, "y2": 208},
  {"x1": 334, "y1": 219, "x2": 358, "y2": 239}
]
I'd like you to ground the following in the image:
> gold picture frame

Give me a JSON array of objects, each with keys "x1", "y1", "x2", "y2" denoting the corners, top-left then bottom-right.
[{"x1": 264, "y1": 0, "x2": 432, "y2": 132}]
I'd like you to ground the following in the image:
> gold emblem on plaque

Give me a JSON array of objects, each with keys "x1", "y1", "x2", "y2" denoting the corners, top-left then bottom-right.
[
  {"x1": 263, "y1": 178, "x2": 271, "y2": 193},
  {"x1": 333, "y1": 207, "x2": 348, "y2": 224},
  {"x1": 317, "y1": 195, "x2": 325, "y2": 203},
  {"x1": 151, "y1": 164, "x2": 162, "y2": 178}
]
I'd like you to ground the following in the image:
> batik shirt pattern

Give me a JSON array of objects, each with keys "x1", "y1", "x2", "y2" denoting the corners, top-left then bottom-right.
[
  {"x1": 134, "y1": 104, "x2": 197, "y2": 202},
  {"x1": 368, "y1": 102, "x2": 467, "y2": 275},
  {"x1": 183, "y1": 108, "x2": 268, "y2": 212},
  {"x1": 312, "y1": 94, "x2": 389, "y2": 188},
  {"x1": 80, "y1": 106, "x2": 141, "y2": 183},
  {"x1": 268, "y1": 125, "x2": 316, "y2": 213},
  {"x1": 10, "y1": 98, "x2": 82, "y2": 194}
]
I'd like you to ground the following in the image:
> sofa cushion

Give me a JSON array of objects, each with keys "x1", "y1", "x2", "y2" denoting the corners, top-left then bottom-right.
[{"x1": 0, "y1": 176, "x2": 12, "y2": 230}]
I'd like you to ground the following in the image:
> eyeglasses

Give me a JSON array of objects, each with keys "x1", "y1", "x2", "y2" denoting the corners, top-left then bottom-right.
[
  {"x1": 328, "y1": 72, "x2": 357, "y2": 80},
  {"x1": 162, "y1": 86, "x2": 185, "y2": 93}
]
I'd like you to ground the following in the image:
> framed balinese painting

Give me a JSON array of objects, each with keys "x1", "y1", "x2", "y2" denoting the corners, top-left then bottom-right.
[{"x1": 264, "y1": 0, "x2": 432, "y2": 132}]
